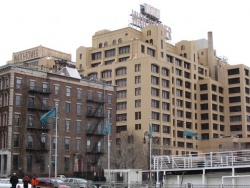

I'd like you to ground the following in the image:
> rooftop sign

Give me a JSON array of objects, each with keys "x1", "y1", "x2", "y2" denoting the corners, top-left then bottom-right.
[{"x1": 130, "y1": 3, "x2": 172, "y2": 40}]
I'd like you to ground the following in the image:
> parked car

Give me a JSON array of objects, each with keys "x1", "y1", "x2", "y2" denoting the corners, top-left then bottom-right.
[
  {"x1": 0, "y1": 179, "x2": 32, "y2": 188},
  {"x1": 87, "y1": 180, "x2": 97, "y2": 188},
  {"x1": 37, "y1": 178, "x2": 70, "y2": 188},
  {"x1": 63, "y1": 178, "x2": 87, "y2": 188}
]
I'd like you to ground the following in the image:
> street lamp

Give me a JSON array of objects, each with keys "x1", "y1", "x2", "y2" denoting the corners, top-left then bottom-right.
[{"x1": 42, "y1": 133, "x2": 51, "y2": 178}]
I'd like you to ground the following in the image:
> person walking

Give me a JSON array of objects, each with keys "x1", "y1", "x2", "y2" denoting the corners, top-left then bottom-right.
[
  {"x1": 10, "y1": 172, "x2": 19, "y2": 188},
  {"x1": 31, "y1": 175, "x2": 39, "y2": 188},
  {"x1": 23, "y1": 175, "x2": 30, "y2": 188}
]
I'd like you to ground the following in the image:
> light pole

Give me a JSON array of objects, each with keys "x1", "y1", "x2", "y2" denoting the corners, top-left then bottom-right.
[{"x1": 42, "y1": 133, "x2": 51, "y2": 178}]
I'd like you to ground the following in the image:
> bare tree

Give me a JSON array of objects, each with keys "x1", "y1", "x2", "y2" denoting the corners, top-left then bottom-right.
[{"x1": 110, "y1": 130, "x2": 147, "y2": 169}]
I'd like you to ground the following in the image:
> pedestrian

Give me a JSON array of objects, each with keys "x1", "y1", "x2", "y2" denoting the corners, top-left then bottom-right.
[
  {"x1": 31, "y1": 175, "x2": 39, "y2": 188},
  {"x1": 10, "y1": 172, "x2": 19, "y2": 188},
  {"x1": 23, "y1": 175, "x2": 30, "y2": 188}
]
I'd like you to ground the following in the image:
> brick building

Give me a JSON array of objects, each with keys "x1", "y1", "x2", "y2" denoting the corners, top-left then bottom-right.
[{"x1": 0, "y1": 63, "x2": 116, "y2": 178}]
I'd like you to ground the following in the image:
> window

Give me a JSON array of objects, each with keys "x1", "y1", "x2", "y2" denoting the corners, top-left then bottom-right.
[
  {"x1": 16, "y1": 78, "x2": 22, "y2": 89},
  {"x1": 135, "y1": 76, "x2": 141, "y2": 84},
  {"x1": 27, "y1": 135, "x2": 33, "y2": 149},
  {"x1": 116, "y1": 79, "x2": 127, "y2": 87},
  {"x1": 105, "y1": 49, "x2": 115, "y2": 57},
  {"x1": 116, "y1": 67, "x2": 127, "y2": 76},
  {"x1": 162, "y1": 79, "x2": 169, "y2": 88},
  {"x1": 162, "y1": 90, "x2": 169, "y2": 99},
  {"x1": 175, "y1": 59, "x2": 182, "y2": 66},
  {"x1": 77, "y1": 89, "x2": 82, "y2": 99},
  {"x1": 118, "y1": 38, "x2": 122, "y2": 43},
  {"x1": 76, "y1": 139, "x2": 81, "y2": 152},
  {"x1": 135, "y1": 112, "x2": 141, "y2": 120},
  {"x1": 14, "y1": 114, "x2": 20, "y2": 126},
  {"x1": 65, "y1": 138, "x2": 70, "y2": 150},
  {"x1": 64, "y1": 157, "x2": 70, "y2": 172},
  {"x1": 28, "y1": 115, "x2": 34, "y2": 127},
  {"x1": 151, "y1": 64, "x2": 159, "y2": 73},
  {"x1": 119, "y1": 57, "x2": 129, "y2": 62},
  {"x1": 29, "y1": 80, "x2": 35, "y2": 90},
  {"x1": 228, "y1": 68, "x2": 239, "y2": 75},
  {"x1": 163, "y1": 126, "x2": 170, "y2": 133},
  {"x1": 119, "y1": 46, "x2": 130, "y2": 54},
  {"x1": 162, "y1": 68, "x2": 169, "y2": 76},
  {"x1": 117, "y1": 90, "x2": 127, "y2": 99},
  {"x1": 151, "y1": 76, "x2": 159, "y2": 85},
  {"x1": 107, "y1": 95, "x2": 112, "y2": 104},
  {"x1": 135, "y1": 64, "x2": 141, "y2": 72},
  {"x1": 162, "y1": 102, "x2": 169, "y2": 110},
  {"x1": 147, "y1": 48, "x2": 155, "y2": 57},
  {"x1": 65, "y1": 120, "x2": 71, "y2": 131},
  {"x1": 66, "y1": 87, "x2": 71, "y2": 96},
  {"x1": 176, "y1": 69, "x2": 182, "y2": 76},
  {"x1": 228, "y1": 78, "x2": 240, "y2": 84},
  {"x1": 117, "y1": 102, "x2": 127, "y2": 110},
  {"x1": 151, "y1": 99, "x2": 160, "y2": 108},
  {"x1": 15, "y1": 95, "x2": 21, "y2": 106},
  {"x1": 76, "y1": 104, "x2": 82, "y2": 115},
  {"x1": 92, "y1": 52, "x2": 102, "y2": 60},
  {"x1": 141, "y1": 45, "x2": 145, "y2": 53},
  {"x1": 162, "y1": 114, "x2": 170, "y2": 122},
  {"x1": 176, "y1": 89, "x2": 183, "y2": 97},
  {"x1": 76, "y1": 121, "x2": 81, "y2": 133},
  {"x1": 151, "y1": 88, "x2": 159, "y2": 96},
  {"x1": 152, "y1": 112, "x2": 160, "y2": 120},
  {"x1": 55, "y1": 85, "x2": 59, "y2": 95},
  {"x1": 102, "y1": 70, "x2": 112, "y2": 78},
  {"x1": 176, "y1": 79, "x2": 182, "y2": 86},
  {"x1": 135, "y1": 87, "x2": 141, "y2": 96},
  {"x1": 13, "y1": 134, "x2": 19, "y2": 147},
  {"x1": 135, "y1": 99, "x2": 141, "y2": 108},
  {"x1": 135, "y1": 124, "x2": 141, "y2": 130},
  {"x1": 66, "y1": 102, "x2": 71, "y2": 113}
]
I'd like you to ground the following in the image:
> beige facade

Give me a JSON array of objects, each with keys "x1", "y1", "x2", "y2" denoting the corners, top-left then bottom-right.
[{"x1": 76, "y1": 24, "x2": 250, "y2": 155}]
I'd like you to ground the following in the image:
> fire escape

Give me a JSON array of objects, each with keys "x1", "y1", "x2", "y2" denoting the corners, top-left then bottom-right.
[
  {"x1": 85, "y1": 93, "x2": 105, "y2": 175},
  {"x1": 26, "y1": 84, "x2": 52, "y2": 163}
]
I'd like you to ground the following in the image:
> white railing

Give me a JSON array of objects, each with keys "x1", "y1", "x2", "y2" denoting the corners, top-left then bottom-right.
[{"x1": 152, "y1": 149, "x2": 250, "y2": 170}]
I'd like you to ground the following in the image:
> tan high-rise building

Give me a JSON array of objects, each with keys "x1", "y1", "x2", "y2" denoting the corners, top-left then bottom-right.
[{"x1": 76, "y1": 24, "x2": 250, "y2": 156}]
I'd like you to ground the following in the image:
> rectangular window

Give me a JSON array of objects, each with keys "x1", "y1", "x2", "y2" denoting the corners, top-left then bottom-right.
[
  {"x1": 77, "y1": 89, "x2": 82, "y2": 99},
  {"x1": 64, "y1": 157, "x2": 70, "y2": 172},
  {"x1": 92, "y1": 52, "x2": 102, "y2": 60},
  {"x1": 76, "y1": 121, "x2": 81, "y2": 133},
  {"x1": 42, "y1": 83, "x2": 48, "y2": 92},
  {"x1": 66, "y1": 102, "x2": 71, "y2": 113},
  {"x1": 76, "y1": 104, "x2": 82, "y2": 115},
  {"x1": 15, "y1": 95, "x2": 21, "y2": 106},
  {"x1": 55, "y1": 85, "x2": 60, "y2": 95},
  {"x1": 119, "y1": 45, "x2": 130, "y2": 54},
  {"x1": 135, "y1": 87, "x2": 141, "y2": 96},
  {"x1": 135, "y1": 112, "x2": 141, "y2": 120},
  {"x1": 16, "y1": 78, "x2": 22, "y2": 89},
  {"x1": 65, "y1": 138, "x2": 70, "y2": 150},
  {"x1": 28, "y1": 115, "x2": 34, "y2": 127},
  {"x1": 147, "y1": 48, "x2": 155, "y2": 57},
  {"x1": 14, "y1": 114, "x2": 20, "y2": 126},
  {"x1": 135, "y1": 99, "x2": 141, "y2": 108},
  {"x1": 65, "y1": 120, "x2": 71, "y2": 131},
  {"x1": 117, "y1": 90, "x2": 127, "y2": 99},
  {"x1": 107, "y1": 95, "x2": 112, "y2": 104},
  {"x1": 135, "y1": 64, "x2": 141, "y2": 72},
  {"x1": 76, "y1": 139, "x2": 81, "y2": 152},
  {"x1": 13, "y1": 134, "x2": 19, "y2": 147},
  {"x1": 135, "y1": 76, "x2": 141, "y2": 84},
  {"x1": 105, "y1": 49, "x2": 116, "y2": 57},
  {"x1": 66, "y1": 87, "x2": 71, "y2": 96},
  {"x1": 29, "y1": 81, "x2": 35, "y2": 90},
  {"x1": 116, "y1": 79, "x2": 127, "y2": 87}
]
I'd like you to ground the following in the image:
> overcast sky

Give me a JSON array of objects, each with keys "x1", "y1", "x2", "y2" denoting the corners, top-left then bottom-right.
[{"x1": 1, "y1": 0, "x2": 250, "y2": 66}]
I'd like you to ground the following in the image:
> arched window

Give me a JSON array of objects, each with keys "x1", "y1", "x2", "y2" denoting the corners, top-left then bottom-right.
[
  {"x1": 118, "y1": 38, "x2": 122, "y2": 44},
  {"x1": 113, "y1": 39, "x2": 116, "y2": 45},
  {"x1": 88, "y1": 73, "x2": 98, "y2": 79},
  {"x1": 104, "y1": 42, "x2": 108, "y2": 47},
  {"x1": 184, "y1": 53, "x2": 187, "y2": 58},
  {"x1": 99, "y1": 43, "x2": 103, "y2": 48},
  {"x1": 150, "y1": 39, "x2": 153, "y2": 45},
  {"x1": 146, "y1": 40, "x2": 148, "y2": 43}
]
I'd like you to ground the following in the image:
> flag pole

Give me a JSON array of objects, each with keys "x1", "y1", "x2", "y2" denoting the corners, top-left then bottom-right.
[
  {"x1": 55, "y1": 103, "x2": 58, "y2": 179},
  {"x1": 149, "y1": 117, "x2": 152, "y2": 181},
  {"x1": 107, "y1": 114, "x2": 110, "y2": 182},
  {"x1": 184, "y1": 123, "x2": 186, "y2": 157}
]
